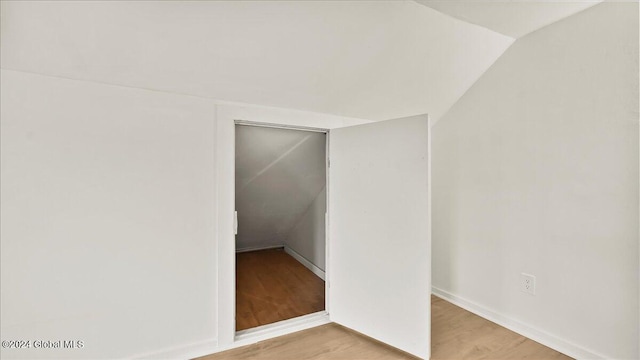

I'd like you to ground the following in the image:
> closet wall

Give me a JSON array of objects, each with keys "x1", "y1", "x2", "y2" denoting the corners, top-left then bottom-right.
[
  {"x1": 235, "y1": 126, "x2": 326, "y2": 270},
  {"x1": 285, "y1": 187, "x2": 327, "y2": 271}
]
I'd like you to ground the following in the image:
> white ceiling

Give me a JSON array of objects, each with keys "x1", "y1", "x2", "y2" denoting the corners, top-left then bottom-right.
[
  {"x1": 415, "y1": 0, "x2": 602, "y2": 39},
  {"x1": 0, "y1": 0, "x2": 512, "y2": 122},
  {"x1": 235, "y1": 126, "x2": 326, "y2": 249}
]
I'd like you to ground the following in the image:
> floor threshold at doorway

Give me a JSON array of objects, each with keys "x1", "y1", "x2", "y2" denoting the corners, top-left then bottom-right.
[{"x1": 235, "y1": 310, "x2": 329, "y2": 342}]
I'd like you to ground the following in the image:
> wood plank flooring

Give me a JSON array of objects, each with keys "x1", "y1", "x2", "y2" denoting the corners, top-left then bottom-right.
[
  {"x1": 431, "y1": 295, "x2": 571, "y2": 359},
  {"x1": 236, "y1": 248, "x2": 325, "y2": 331},
  {"x1": 197, "y1": 323, "x2": 416, "y2": 360},
  {"x1": 201, "y1": 294, "x2": 572, "y2": 359}
]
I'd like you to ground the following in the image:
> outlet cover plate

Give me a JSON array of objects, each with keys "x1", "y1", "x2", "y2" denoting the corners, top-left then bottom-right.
[{"x1": 521, "y1": 273, "x2": 536, "y2": 295}]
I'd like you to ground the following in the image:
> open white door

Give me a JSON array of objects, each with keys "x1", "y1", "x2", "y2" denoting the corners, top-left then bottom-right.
[{"x1": 329, "y1": 115, "x2": 430, "y2": 359}]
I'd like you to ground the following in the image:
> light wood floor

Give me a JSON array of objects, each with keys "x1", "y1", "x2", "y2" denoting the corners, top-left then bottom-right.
[
  {"x1": 200, "y1": 295, "x2": 571, "y2": 360},
  {"x1": 236, "y1": 248, "x2": 325, "y2": 331},
  {"x1": 431, "y1": 296, "x2": 571, "y2": 359},
  {"x1": 197, "y1": 323, "x2": 416, "y2": 360}
]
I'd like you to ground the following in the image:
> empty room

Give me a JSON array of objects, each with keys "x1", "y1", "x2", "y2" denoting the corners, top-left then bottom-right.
[{"x1": 0, "y1": 1, "x2": 638, "y2": 360}]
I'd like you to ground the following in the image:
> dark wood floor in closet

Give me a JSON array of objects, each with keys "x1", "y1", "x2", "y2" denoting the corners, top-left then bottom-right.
[{"x1": 236, "y1": 248, "x2": 325, "y2": 331}]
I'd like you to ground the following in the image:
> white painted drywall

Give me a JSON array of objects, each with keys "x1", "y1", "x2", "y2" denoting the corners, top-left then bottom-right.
[
  {"x1": 432, "y1": 3, "x2": 639, "y2": 359},
  {"x1": 0, "y1": 70, "x2": 217, "y2": 359},
  {"x1": 0, "y1": 0, "x2": 512, "y2": 122},
  {"x1": 285, "y1": 187, "x2": 327, "y2": 271},
  {"x1": 235, "y1": 126, "x2": 326, "y2": 252}
]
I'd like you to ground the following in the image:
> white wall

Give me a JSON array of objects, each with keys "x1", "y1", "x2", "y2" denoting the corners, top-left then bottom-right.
[
  {"x1": 0, "y1": 69, "x2": 369, "y2": 359},
  {"x1": 0, "y1": 70, "x2": 217, "y2": 359},
  {"x1": 235, "y1": 126, "x2": 326, "y2": 252},
  {"x1": 285, "y1": 187, "x2": 327, "y2": 271},
  {"x1": 432, "y1": 3, "x2": 639, "y2": 359}
]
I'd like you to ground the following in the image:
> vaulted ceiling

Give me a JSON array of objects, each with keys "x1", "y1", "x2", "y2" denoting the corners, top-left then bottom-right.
[
  {"x1": 0, "y1": 0, "x2": 512, "y2": 123},
  {"x1": 415, "y1": 1, "x2": 602, "y2": 39},
  {"x1": 0, "y1": 1, "x2": 601, "y2": 122}
]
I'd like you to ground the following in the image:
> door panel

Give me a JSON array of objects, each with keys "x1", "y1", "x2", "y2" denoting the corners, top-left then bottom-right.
[{"x1": 328, "y1": 115, "x2": 430, "y2": 359}]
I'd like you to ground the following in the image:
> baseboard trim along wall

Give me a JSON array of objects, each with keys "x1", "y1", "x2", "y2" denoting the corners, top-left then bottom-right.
[
  {"x1": 235, "y1": 244, "x2": 284, "y2": 253},
  {"x1": 431, "y1": 286, "x2": 607, "y2": 360},
  {"x1": 284, "y1": 245, "x2": 326, "y2": 281},
  {"x1": 132, "y1": 339, "x2": 218, "y2": 360},
  {"x1": 133, "y1": 313, "x2": 330, "y2": 359}
]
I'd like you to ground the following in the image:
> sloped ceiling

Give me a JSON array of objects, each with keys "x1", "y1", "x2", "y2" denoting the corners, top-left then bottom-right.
[
  {"x1": 415, "y1": 0, "x2": 602, "y2": 39},
  {"x1": 0, "y1": 0, "x2": 512, "y2": 122},
  {"x1": 235, "y1": 126, "x2": 326, "y2": 249}
]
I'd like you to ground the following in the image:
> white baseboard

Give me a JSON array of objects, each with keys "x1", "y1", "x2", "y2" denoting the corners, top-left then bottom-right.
[
  {"x1": 235, "y1": 244, "x2": 284, "y2": 253},
  {"x1": 432, "y1": 286, "x2": 607, "y2": 360},
  {"x1": 132, "y1": 313, "x2": 330, "y2": 359},
  {"x1": 284, "y1": 245, "x2": 325, "y2": 281},
  {"x1": 132, "y1": 339, "x2": 218, "y2": 360}
]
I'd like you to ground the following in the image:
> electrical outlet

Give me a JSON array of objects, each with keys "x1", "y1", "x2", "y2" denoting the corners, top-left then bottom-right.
[{"x1": 521, "y1": 273, "x2": 536, "y2": 295}]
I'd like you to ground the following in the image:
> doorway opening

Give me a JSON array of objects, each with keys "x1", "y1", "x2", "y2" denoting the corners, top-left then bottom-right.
[{"x1": 234, "y1": 121, "x2": 328, "y2": 332}]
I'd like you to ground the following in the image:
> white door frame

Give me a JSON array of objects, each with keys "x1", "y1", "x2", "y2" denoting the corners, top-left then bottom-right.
[
  {"x1": 214, "y1": 103, "x2": 370, "y2": 349},
  {"x1": 234, "y1": 119, "x2": 330, "y2": 337}
]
